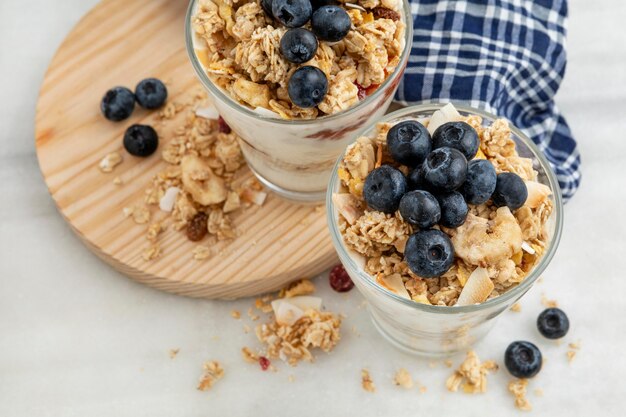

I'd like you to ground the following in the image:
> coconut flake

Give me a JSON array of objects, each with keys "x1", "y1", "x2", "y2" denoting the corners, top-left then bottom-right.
[
  {"x1": 159, "y1": 187, "x2": 181, "y2": 212},
  {"x1": 521, "y1": 241, "x2": 536, "y2": 255},
  {"x1": 344, "y1": 2, "x2": 367, "y2": 11},
  {"x1": 252, "y1": 106, "x2": 280, "y2": 119},
  {"x1": 456, "y1": 267, "x2": 494, "y2": 306},
  {"x1": 427, "y1": 103, "x2": 463, "y2": 135},
  {"x1": 376, "y1": 273, "x2": 410, "y2": 299},
  {"x1": 195, "y1": 106, "x2": 220, "y2": 120}
]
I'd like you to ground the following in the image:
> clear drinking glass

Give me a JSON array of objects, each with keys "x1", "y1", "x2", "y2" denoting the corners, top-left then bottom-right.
[
  {"x1": 326, "y1": 104, "x2": 564, "y2": 357},
  {"x1": 185, "y1": 0, "x2": 413, "y2": 203}
]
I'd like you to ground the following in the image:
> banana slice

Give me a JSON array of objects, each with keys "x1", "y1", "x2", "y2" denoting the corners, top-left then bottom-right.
[
  {"x1": 455, "y1": 267, "x2": 494, "y2": 306},
  {"x1": 181, "y1": 155, "x2": 227, "y2": 206}
]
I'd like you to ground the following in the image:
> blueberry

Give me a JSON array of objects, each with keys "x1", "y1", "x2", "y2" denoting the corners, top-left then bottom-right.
[
  {"x1": 504, "y1": 341, "x2": 542, "y2": 379},
  {"x1": 311, "y1": 0, "x2": 335, "y2": 10},
  {"x1": 405, "y1": 229, "x2": 455, "y2": 278},
  {"x1": 272, "y1": 0, "x2": 312, "y2": 28},
  {"x1": 280, "y1": 28, "x2": 318, "y2": 64},
  {"x1": 407, "y1": 167, "x2": 429, "y2": 191},
  {"x1": 135, "y1": 78, "x2": 168, "y2": 109},
  {"x1": 261, "y1": 0, "x2": 273, "y2": 16},
  {"x1": 123, "y1": 124, "x2": 159, "y2": 157},
  {"x1": 100, "y1": 86, "x2": 135, "y2": 121},
  {"x1": 432, "y1": 121, "x2": 479, "y2": 160},
  {"x1": 462, "y1": 159, "x2": 497, "y2": 205},
  {"x1": 363, "y1": 165, "x2": 407, "y2": 213},
  {"x1": 421, "y1": 147, "x2": 467, "y2": 192},
  {"x1": 436, "y1": 191, "x2": 468, "y2": 228},
  {"x1": 399, "y1": 190, "x2": 440, "y2": 229},
  {"x1": 492, "y1": 172, "x2": 528, "y2": 210},
  {"x1": 386, "y1": 121, "x2": 431, "y2": 167},
  {"x1": 288, "y1": 66, "x2": 328, "y2": 108},
  {"x1": 537, "y1": 308, "x2": 570, "y2": 339},
  {"x1": 311, "y1": 5, "x2": 351, "y2": 42}
]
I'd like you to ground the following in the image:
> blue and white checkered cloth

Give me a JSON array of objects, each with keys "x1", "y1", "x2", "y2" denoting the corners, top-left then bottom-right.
[{"x1": 397, "y1": 0, "x2": 581, "y2": 201}]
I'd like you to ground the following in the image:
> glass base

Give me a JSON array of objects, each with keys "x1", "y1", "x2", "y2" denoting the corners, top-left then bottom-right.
[{"x1": 248, "y1": 164, "x2": 326, "y2": 204}]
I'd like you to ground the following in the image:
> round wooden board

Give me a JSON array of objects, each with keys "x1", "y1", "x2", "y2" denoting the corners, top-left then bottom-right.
[{"x1": 35, "y1": 0, "x2": 338, "y2": 299}]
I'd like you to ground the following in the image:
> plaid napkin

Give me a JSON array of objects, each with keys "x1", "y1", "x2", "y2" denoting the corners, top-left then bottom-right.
[{"x1": 396, "y1": 0, "x2": 581, "y2": 201}]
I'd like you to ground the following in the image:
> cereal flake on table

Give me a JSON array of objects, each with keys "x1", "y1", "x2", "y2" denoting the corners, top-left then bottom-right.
[
  {"x1": 99, "y1": 151, "x2": 123, "y2": 173},
  {"x1": 446, "y1": 350, "x2": 498, "y2": 394},
  {"x1": 361, "y1": 369, "x2": 376, "y2": 393},
  {"x1": 197, "y1": 360, "x2": 224, "y2": 391},
  {"x1": 169, "y1": 348, "x2": 180, "y2": 359},
  {"x1": 393, "y1": 368, "x2": 413, "y2": 389},
  {"x1": 508, "y1": 378, "x2": 532, "y2": 411}
]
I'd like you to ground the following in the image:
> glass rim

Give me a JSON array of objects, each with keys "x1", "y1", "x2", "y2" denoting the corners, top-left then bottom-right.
[
  {"x1": 184, "y1": 0, "x2": 414, "y2": 125},
  {"x1": 326, "y1": 102, "x2": 564, "y2": 315}
]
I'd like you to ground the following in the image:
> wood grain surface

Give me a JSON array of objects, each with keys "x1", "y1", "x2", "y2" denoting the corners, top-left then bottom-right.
[{"x1": 34, "y1": 0, "x2": 338, "y2": 299}]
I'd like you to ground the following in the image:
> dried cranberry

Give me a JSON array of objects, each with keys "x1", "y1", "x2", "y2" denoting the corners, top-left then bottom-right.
[
  {"x1": 372, "y1": 7, "x2": 401, "y2": 21},
  {"x1": 329, "y1": 264, "x2": 354, "y2": 292},
  {"x1": 355, "y1": 83, "x2": 367, "y2": 100},
  {"x1": 218, "y1": 116, "x2": 231, "y2": 134},
  {"x1": 186, "y1": 212, "x2": 208, "y2": 241},
  {"x1": 259, "y1": 356, "x2": 271, "y2": 371}
]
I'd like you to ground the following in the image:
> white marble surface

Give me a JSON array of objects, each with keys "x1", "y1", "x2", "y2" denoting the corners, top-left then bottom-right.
[{"x1": 1, "y1": 0, "x2": 625, "y2": 415}]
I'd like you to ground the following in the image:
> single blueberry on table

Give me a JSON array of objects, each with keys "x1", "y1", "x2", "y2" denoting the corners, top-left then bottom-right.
[
  {"x1": 537, "y1": 308, "x2": 570, "y2": 339},
  {"x1": 436, "y1": 191, "x2": 468, "y2": 228},
  {"x1": 386, "y1": 120, "x2": 432, "y2": 167},
  {"x1": 432, "y1": 121, "x2": 479, "y2": 160},
  {"x1": 287, "y1": 66, "x2": 328, "y2": 108},
  {"x1": 135, "y1": 78, "x2": 168, "y2": 109},
  {"x1": 421, "y1": 147, "x2": 467, "y2": 192},
  {"x1": 462, "y1": 159, "x2": 497, "y2": 205},
  {"x1": 280, "y1": 28, "x2": 318, "y2": 64},
  {"x1": 399, "y1": 190, "x2": 441, "y2": 229},
  {"x1": 123, "y1": 124, "x2": 159, "y2": 157},
  {"x1": 405, "y1": 229, "x2": 455, "y2": 278},
  {"x1": 363, "y1": 165, "x2": 407, "y2": 214},
  {"x1": 491, "y1": 172, "x2": 528, "y2": 210},
  {"x1": 311, "y1": 5, "x2": 351, "y2": 42},
  {"x1": 100, "y1": 86, "x2": 135, "y2": 121},
  {"x1": 504, "y1": 341, "x2": 542, "y2": 379},
  {"x1": 272, "y1": 0, "x2": 312, "y2": 28}
]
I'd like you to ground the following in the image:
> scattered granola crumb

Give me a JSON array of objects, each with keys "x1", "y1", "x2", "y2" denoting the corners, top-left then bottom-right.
[
  {"x1": 243, "y1": 324, "x2": 251, "y2": 333},
  {"x1": 510, "y1": 302, "x2": 522, "y2": 312},
  {"x1": 231, "y1": 310, "x2": 241, "y2": 320},
  {"x1": 418, "y1": 385, "x2": 427, "y2": 394},
  {"x1": 241, "y1": 347, "x2": 258, "y2": 363},
  {"x1": 99, "y1": 151, "x2": 123, "y2": 173},
  {"x1": 255, "y1": 296, "x2": 274, "y2": 313},
  {"x1": 146, "y1": 221, "x2": 164, "y2": 242},
  {"x1": 113, "y1": 176, "x2": 122, "y2": 185},
  {"x1": 197, "y1": 361, "x2": 224, "y2": 391},
  {"x1": 446, "y1": 351, "x2": 498, "y2": 394},
  {"x1": 126, "y1": 205, "x2": 151, "y2": 224},
  {"x1": 444, "y1": 360, "x2": 453, "y2": 368},
  {"x1": 247, "y1": 307, "x2": 260, "y2": 321},
  {"x1": 534, "y1": 388, "x2": 544, "y2": 397},
  {"x1": 169, "y1": 348, "x2": 180, "y2": 359},
  {"x1": 255, "y1": 309, "x2": 341, "y2": 366},
  {"x1": 566, "y1": 350, "x2": 577, "y2": 363},
  {"x1": 568, "y1": 341, "x2": 581, "y2": 350},
  {"x1": 508, "y1": 378, "x2": 531, "y2": 411},
  {"x1": 279, "y1": 279, "x2": 316, "y2": 298},
  {"x1": 361, "y1": 369, "x2": 376, "y2": 393},
  {"x1": 541, "y1": 293, "x2": 558, "y2": 308},
  {"x1": 288, "y1": 374, "x2": 295, "y2": 383},
  {"x1": 393, "y1": 368, "x2": 413, "y2": 389},
  {"x1": 192, "y1": 245, "x2": 212, "y2": 260},
  {"x1": 142, "y1": 244, "x2": 161, "y2": 261}
]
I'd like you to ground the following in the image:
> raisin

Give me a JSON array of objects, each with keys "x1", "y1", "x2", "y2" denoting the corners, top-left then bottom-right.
[
  {"x1": 372, "y1": 7, "x2": 401, "y2": 22},
  {"x1": 329, "y1": 264, "x2": 354, "y2": 292},
  {"x1": 355, "y1": 83, "x2": 367, "y2": 100},
  {"x1": 218, "y1": 116, "x2": 231, "y2": 134},
  {"x1": 186, "y1": 212, "x2": 208, "y2": 241},
  {"x1": 259, "y1": 356, "x2": 271, "y2": 371}
]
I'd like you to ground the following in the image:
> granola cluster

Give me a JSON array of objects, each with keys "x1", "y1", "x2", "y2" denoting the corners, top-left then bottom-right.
[
  {"x1": 334, "y1": 110, "x2": 554, "y2": 306},
  {"x1": 119, "y1": 91, "x2": 267, "y2": 261},
  {"x1": 191, "y1": 0, "x2": 405, "y2": 119}
]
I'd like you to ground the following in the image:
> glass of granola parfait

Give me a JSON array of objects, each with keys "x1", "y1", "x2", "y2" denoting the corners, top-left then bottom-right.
[
  {"x1": 185, "y1": 0, "x2": 412, "y2": 202},
  {"x1": 327, "y1": 103, "x2": 563, "y2": 356}
]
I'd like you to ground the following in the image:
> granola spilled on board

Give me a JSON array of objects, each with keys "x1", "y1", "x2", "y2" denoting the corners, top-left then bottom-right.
[{"x1": 334, "y1": 104, "x2": 555, "y2": 306}]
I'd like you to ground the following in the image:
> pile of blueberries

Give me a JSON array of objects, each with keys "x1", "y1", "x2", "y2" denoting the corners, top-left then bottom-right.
[
  {"x1": 100, "y1": 78, "x2": 168, "y2": 157},
  {"x1": 263, "y1": 0, "x2": 352, "y2": 108},
  {"x1": 362, "y1": 120, "x2": 529, "y2": 278},
  {"x1": 504, "y1": 307, "x2": 570, "y2": 379}
]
